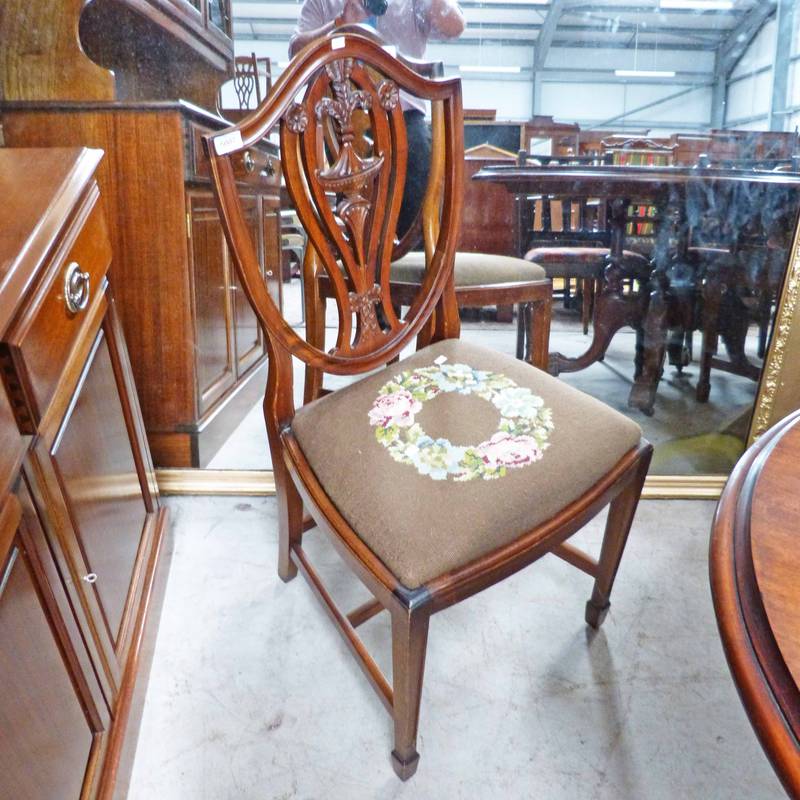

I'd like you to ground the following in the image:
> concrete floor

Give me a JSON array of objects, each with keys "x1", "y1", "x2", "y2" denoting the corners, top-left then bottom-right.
[{"x1": 128, "y1": 496, "x2": 784, "y2": 799}]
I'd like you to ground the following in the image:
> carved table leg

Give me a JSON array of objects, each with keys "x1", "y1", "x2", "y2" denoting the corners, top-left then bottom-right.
[
  {"x1": 548, "y1": 281, "x2": 646, "y2": 375},
  {"x1": 549, "y1": 198, "x2": 647, "y2": 376},
  {"x1": 628, "y1": 279, "x2": 668, "y2": 416},
  {"x1": 697, "y1": 269, "x2": 722, "y2": 402}
]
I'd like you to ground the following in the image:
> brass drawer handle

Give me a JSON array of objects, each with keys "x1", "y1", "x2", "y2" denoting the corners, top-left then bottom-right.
[
  {"x1": 82, "y1": 572, "x2": 98, "y2": 584},
  {"x1": 264, "y1": 157, "x2": 275, "y2": 177},
  {"x1": 64, "y1": 261, "x2": 90, "y2": 314},
  {"x1": 243, "y1": 150, "x2": 256, "y2": 173}
]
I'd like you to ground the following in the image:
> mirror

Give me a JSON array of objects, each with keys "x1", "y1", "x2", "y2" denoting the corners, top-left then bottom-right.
[{"x1": 2, "y1": 0, "x2": 799, "y2": 495}]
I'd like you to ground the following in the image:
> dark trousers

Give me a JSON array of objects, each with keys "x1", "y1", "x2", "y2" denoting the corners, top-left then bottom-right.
[{"x1": 397, "y1": 109, "x2": 432, "y2": 240}]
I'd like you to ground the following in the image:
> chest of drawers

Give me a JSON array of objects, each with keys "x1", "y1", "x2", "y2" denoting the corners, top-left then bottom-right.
[
  {"x1": 0, "y1": 147, "x2": 170, "y2": 799},
  {"x1": 1, "y1": 101, "x2": 283, "y2": 467}
]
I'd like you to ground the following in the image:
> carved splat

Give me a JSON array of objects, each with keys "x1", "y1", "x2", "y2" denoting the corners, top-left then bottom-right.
[
  {"x1": 349, "y1": 283, "x2": 384, "y2": 339},
  {"x1": 314, "y1": 59, "x2": 394, "y2": 267}
]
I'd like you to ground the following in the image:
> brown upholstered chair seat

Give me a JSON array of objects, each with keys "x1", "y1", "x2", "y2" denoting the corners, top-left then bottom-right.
[
  {"x1": 523, "y1": 246, "x2": 650, "y2": 279},
  {"x1": 391, "y1": 251, "x2": 547, "y2": 286},
  {"x1": 292, "y1": 338, "x2": 641, "y2": 590}
]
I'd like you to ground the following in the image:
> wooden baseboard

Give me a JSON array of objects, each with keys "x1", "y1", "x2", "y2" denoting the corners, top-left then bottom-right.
[
  {"x1": 155, "y1": 470, "x2": 725, "y2": 500},
  {"x1": 641, "y1": 475, "x2": 727, "y2": 500},
  {"x1": 155, "y1": 469, "x2": 276, "y2": 495}
]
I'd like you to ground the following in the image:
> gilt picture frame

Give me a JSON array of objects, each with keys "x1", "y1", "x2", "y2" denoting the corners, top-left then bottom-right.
[{"x1": 749, "y1": 207, "x2": 800, "y2": 445}]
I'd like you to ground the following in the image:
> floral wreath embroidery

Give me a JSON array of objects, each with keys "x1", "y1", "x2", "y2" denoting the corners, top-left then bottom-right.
[{"x1": 368, "y1": 358, "x2": 554, "y2": 481}]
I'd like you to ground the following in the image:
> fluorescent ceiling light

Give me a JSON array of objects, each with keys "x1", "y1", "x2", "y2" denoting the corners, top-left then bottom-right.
[
  {"x1": 459, "y1": 65, "x2": 521, "y2": 73},
  {"x1": 659, "y1": 0, "x2": 734, "y2": 9},
  {"x1": 615, "y1": 69, "x2": 677, "y2": 78}
]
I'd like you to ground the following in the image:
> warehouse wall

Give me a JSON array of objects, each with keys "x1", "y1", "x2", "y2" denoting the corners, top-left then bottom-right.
[
  {"x1": 725, "y1": 18, "x2": 776, "y2": 130},
  {"x1": 230, "y1": 35, "x2": 715, "y2": 132}
]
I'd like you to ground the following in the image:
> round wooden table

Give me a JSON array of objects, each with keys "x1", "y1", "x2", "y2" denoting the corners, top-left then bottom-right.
[{"x1": 711, "y1": 408, "x2": 800, "y2": 797}]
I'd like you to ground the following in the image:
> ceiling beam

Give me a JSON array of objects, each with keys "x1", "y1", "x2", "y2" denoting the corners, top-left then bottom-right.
[
  {"x1": 234, "y1": 18, "x2": 729, "y2": 42},
  {"x1": 534, "y1": 0, "x2": 566, "y2": 68},
  {"x1": 567, "y1": 2, "x2": 744, "y2": 14},
  {"x1": 532, "y1": 0, "x2": 566, "y2": 113},
  {"x1": 715, "y1": 0, "x2": 777, "y2": 78},
  {"x1": 769, "y1": 0, "x2": 795, "y2": 130}
]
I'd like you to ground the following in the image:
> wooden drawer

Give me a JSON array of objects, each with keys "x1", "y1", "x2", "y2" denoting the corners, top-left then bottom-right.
[
  {"x1": 1, "y1": 188, "x2": 111, "y2": 431},
  {"x1": 190, "y1": 122, "x2": 280, "y2": 189}
]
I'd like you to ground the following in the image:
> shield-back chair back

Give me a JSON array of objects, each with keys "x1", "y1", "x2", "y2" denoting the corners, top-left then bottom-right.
[
  {"x1": 306, "y1": 26, "x2": 551, "y2": 383},
  {"x1": 205, "y1": 31, "x2": 652, "y2": 781}
]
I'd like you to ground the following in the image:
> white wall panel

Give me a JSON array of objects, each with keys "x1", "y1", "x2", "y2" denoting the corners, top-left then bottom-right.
[
  {"x1": 539, "y1": 80, "x2": 709, "y2": 129},
  {"x1": 731, "y1": 18, "x2": 776, "y2": 79},
  {"x1": 546, "y1": 46, "x2": 715, "y2": 74},
  {"x1": 732, "y1": 117, "x2": 770, "y2": 131},
  {"x1": 726, "y1": 68, "x2": 772, "y2": 124},
  {"x1": 789, "y1": 57, "x2": 800, "y2": 108},
  {"x1": 426, "y1": 41, "x2": 534, "y2": 68},
  {"x1": 539, "y1": 82, "x2": 623, "y2": 121},
  {"x1": 457, "y1": 77, "x2": 532, "y2": 119},
  {"x1": 232, "y1": 37, "x2": 713, "y2": 129}
]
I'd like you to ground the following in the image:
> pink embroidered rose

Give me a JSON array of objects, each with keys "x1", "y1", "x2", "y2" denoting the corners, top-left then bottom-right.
[
  {"x1": 476, "y1": 432, "x2": 542, "y2": 469},
  {"x1": 368, "y1": 390, "x2": 422, "y2": 428}
]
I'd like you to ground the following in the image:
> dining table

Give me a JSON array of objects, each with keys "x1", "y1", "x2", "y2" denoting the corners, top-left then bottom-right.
[
  {"x1": 710, "y1": 408, "x2": 800, "y2": 797},
  {"x1": 474, "y1": 163, "x2": 800, "y2": 415}
]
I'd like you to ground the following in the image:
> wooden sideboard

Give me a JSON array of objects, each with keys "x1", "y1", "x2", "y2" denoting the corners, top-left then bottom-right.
[
  {"x1": 0, "y1": 102, "x2": 283, "y2": 466},
  {"x1": 459, "y1": 149, "x2": 518, "y2": 257},
  {"x1": 0, "y1": 147, "x2": 170, "y2": 798},
  {"x1": 1, "y1": 0, "x2": 233, "y2": 109}
]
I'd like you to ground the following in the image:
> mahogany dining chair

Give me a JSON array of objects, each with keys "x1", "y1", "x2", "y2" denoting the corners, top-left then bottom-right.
[
  {"x1": 304, "y1": 26, "x2": 552, "y2": 397},
  {"x1": 205, "y1": 32, "x2": 652, "y2": 779}
]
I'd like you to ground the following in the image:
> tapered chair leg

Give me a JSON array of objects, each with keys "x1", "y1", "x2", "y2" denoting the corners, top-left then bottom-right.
[
  {"x1": 275, "y1": 467, "x2": 304, "y2": 583},
  {"x1": 585, "y1": 450, "x2": 652, "y2": 628},
  {"x1": 390, "y1": 609, "x2": 430, "y2": 780}
]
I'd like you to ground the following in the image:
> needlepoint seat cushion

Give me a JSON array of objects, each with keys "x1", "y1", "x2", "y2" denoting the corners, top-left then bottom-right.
[
  {"x1": 291, "y1": 339, "x2": 642, "y2": 590},
  {"x1": 391, "y1": 252, "x2": 547, "y2": 286}
]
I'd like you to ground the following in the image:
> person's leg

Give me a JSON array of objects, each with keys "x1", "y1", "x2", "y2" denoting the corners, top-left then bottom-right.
[{"x1": 397, "y1": 109, "x2": 432, "y2": 240}]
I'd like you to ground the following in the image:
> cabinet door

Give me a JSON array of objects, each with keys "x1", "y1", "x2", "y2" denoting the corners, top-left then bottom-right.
[
  {"x1": 189, "y1": 192, "x2": 236, "y2": 415},
  {"x1": 0, "y1": 491, "x2": 110, "y2": 800},
  {"x1": 262, "y1": 194, "x2": 283, "y2": 310},
  {"x1": 232, "y1": 195, "x2": 266, "y2": 376},
  {"x1": 27, "y1": 306, "x2": 159, "y2": 702}
]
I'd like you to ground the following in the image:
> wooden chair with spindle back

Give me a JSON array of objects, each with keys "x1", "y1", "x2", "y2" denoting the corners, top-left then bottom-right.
[
  {"x1": 216, "y1": 52, "x2": 273, "y2": 117},
  {"x1": 205, "y1": 32, "x2": 652, "y2": 780},
  {"x1": 519, "y1": 151, "x2": 652, "y2": 336}
]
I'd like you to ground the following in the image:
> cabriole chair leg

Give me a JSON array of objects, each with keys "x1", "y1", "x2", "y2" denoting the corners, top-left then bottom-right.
[
  {"x1": 390, "y1": 609, "x2": 430, "y2": 780},
  {"x1": 585, "y1": 451, "x2": 652, "y2": 628}
]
